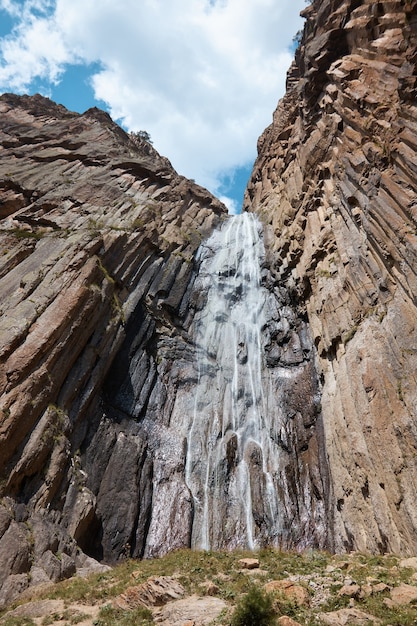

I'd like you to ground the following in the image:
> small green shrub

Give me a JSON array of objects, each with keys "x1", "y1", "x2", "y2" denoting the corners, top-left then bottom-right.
[
  {"x1": 342, "y1": 324, "x2": 358, "y2": 345},
  {"x1": 9, "y1": 228, "x2": 43, "y2": 240},
  {"x1": 231, "y1": 585, "x2": 275, "y2": 626}
]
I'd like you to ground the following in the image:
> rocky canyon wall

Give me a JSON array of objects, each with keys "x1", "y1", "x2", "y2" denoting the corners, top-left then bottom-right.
[
  {"x1": 0, "y1": 92, "x2": 328, "y2": 607},
  {"x1": 245, "y1": 0, "x2": 417, "y2": 554},
  {"x1": 0, "y1": 93, "x2": 227, "y2": 605},
  {"x1": 1, "y1": 0, "x2": 417, "y2": 609}
]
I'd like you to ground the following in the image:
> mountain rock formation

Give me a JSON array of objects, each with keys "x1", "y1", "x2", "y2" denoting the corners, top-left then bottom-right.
[
  {"x1": 0, "y1": 93, "x2": 227, "y2": 606},
  {"x1": 245, "y1": 0, "x2": 417, "y2": 555},
  {"x1": 0, "y1": 0, "x2": 416, "y2": 610},
  {"x1": 0, "y1": 91, "x2": 329, "y2": 606}
]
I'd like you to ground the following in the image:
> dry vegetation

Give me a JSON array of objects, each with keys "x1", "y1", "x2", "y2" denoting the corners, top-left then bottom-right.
[{"x1": 1, "y1": 549, "x2": 417, "y2": 625}]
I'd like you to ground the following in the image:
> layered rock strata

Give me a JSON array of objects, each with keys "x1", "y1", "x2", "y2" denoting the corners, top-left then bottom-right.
[
  {"x1": 245, "y1": 0, "x2": 417, "y2": 553},
  {"x1": 1, "y1": 0, "x2": 417, "y2": 606},
  {"x1": 0, "y1": 92, "x2": 329, "y2": 605},
  {"x1": 0, "y1": 93, "x2": 226, "y2": 605}
]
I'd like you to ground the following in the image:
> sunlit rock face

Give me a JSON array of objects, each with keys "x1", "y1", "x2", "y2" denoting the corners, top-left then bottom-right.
[
  {"x1": 0, "y1": 93, "x2": 226, "y2": 601},
  {"x1": 245, "y1": 0, "x2": 417, "y2": 553}
]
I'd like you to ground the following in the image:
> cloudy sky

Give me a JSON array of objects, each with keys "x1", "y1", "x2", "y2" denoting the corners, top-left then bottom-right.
[{"x1": 0, "y1": 0, "x2": 306, "y2": 212}]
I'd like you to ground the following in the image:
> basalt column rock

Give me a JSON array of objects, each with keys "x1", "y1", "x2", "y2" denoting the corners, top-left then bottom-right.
[
  {"x1": 245, "y1": 0, "x2": 417, "y2": 553},
  {"x1": 0, "y1": 93, "x2": 226, "y2": 602}
]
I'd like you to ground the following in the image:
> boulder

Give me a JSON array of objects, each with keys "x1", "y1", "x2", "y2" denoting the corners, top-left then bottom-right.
[
  {"x1": 264, "y1": 579, "x2": 310, "y2": 606},
  {"x1": 114, "y1": 576, "x2": 185, "y2": 609},
  {"x1": 152, "y1": 595, "x2": 228, "y2": 626},
  {"x1": 238, "y1": 558, "x2": 260, "y2": 570},
  {"x1": 387, "y1": 583, "x2": 417, "y2": 606},
  {"x1": 0, "y1": 521, "x2": 31, "y2": 587}
]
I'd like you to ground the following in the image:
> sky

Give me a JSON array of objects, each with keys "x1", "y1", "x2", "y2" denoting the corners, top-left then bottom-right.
[{"x1": 0, "y1": 0, "x2": 306, "y2": 213}]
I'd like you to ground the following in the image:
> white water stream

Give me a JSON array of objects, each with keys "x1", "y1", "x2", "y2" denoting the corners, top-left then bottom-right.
[{"x1": 185, "y1": 212, "x2": 281, "y2": 550}]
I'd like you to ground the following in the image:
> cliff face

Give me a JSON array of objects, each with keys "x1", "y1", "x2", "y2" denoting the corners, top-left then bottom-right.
[
  {"x1": 1, "y1": 0, "x2": 417, "y2": 609},
  {"x1": 245, "y1": 0, "x2": 417, "y2": 553},
  {"x1": 0, "y1": 93, "x2": 226, "y2": 605},
  {"x1": 0, "y1": 92, "x2": 329, "y2": 607}
]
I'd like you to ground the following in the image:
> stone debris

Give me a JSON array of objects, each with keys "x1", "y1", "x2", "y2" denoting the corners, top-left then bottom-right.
[
  {"x1": 264, "y1": 579, "x2": 310, "y2": 606},
  {"x1": 385, "y1": 582, "x2": 417, "y2": 606},
  {"x1": 238, "y1": 558, "x2": 260, "y2": 570},
  {"x1": 318, "y1": 607, "x2": 382, "y2": 625},
  {"x1": 277, "y1": 617, "x2": 303, "y2": 626},
  {"x1": 337, "y1": 584, "x2": 360, "y2": 598},
  {"x1": 114, "y1": 576, "x2": 185, "y2": 609},
  {"x1": 198, "y1": 580, "x2": 219, "y2": 595},
  {"x1": 152, "y1": 594, "x2": 228, "y2": 625},
  {"x1": 3, "y1": 599, "x2": 101, "y2": 624},
  {"x1": 399, "y1": 557, "x2": 417, "y2": 570}
]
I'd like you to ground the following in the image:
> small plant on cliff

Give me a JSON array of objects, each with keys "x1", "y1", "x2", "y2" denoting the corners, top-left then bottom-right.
[
  {"x1": 230, "y1": 585, "x2": 275, "y2": 626},
  {"x1": 342, "y1": 324, "x2": 358, "y2": 345},
  {"x1": 9, "y1": 227, "x2": 44, "y2": 240},
  {"x1": 129, "y1": 130, "x2": 153, "y2": 144}
]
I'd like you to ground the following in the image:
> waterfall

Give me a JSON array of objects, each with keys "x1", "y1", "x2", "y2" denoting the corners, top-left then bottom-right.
[{"x1": 185, "y1": 212, "x2": 282, "y2": 551}]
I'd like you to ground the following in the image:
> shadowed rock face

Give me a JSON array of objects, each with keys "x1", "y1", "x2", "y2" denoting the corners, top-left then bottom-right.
[{"x1": 245, "y1": 0, "x2": 417, "y2": 553}]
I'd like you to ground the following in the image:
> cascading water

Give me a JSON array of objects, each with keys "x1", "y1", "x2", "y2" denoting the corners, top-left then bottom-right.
[
  {"x1": 185, "y1": 212, "x2": 282, "y2": 550},
  {"x1": 105, "y1": 208, "x2": 328, "y2": 560}
]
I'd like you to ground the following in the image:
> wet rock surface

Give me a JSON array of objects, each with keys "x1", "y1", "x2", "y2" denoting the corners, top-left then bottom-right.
[
  {"x1": 186, "y1": 213, "x2": 329, "y2": 552},
  {"x1": 245, "y1": 0, "x2": 417, "y2": 554}
]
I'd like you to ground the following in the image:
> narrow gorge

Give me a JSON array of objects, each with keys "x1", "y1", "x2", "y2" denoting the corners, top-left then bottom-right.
[{"x1": 0, "y1": 0, "x2": 417, "y2": 610}]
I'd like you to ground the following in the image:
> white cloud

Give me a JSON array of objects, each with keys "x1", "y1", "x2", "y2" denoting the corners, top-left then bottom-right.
[
  {"x1": 219, "y1": 195, "x2": 238, "y2": 215},
  {"x1": 0, "y1": 0, "x2": 306, "y2": 201}
]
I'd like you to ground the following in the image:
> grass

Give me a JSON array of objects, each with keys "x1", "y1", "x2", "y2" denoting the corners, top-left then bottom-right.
[
  {"x1": 1, "y1": 550, "x2": 417, "y2": 626},
  {"x1": 93, "y1": 605, "x2": 153, "y2": 626},
  {"x1": 8, "y1": 228, "x2": 44, "y2": 240}
]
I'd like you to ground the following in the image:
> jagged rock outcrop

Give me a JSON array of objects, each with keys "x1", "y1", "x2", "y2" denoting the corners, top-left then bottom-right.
[
  {"x1": 245, "y1": 0, "x2": 417, "y2": 553},
  {"x1": 0, "y1": 93, "x2": 226, "y2": 604}
]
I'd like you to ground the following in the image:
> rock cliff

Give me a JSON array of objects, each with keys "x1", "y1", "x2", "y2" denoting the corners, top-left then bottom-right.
[
  {"x1": 1, "y1": 0, "x2": 417, "y2": 609},
  {"x1": 0, "y1": 90, "x2": 329, "y2": 607},
  {"x1": 245, "y1": 0, "x2": 417, "y2": 554},
  {"x1": 0, "y1": 86, "x2": 331, "y2": 607},
  {"x1": 0, "y1": 93, "x2": 226, "y2": 605}
]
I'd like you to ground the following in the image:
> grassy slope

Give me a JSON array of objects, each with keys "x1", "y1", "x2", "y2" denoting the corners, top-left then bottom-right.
[{"x1": 1, "y1": 549, "x2": 417, "y2": 625}]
